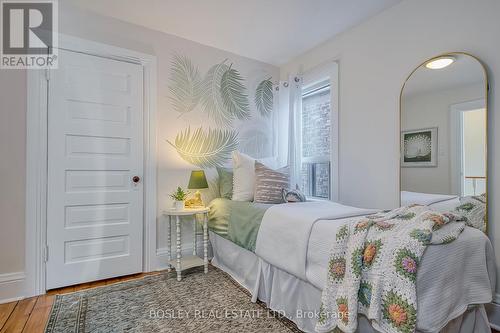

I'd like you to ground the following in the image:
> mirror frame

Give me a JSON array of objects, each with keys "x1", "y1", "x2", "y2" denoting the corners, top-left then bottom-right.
[{"x1": 399, "y1": 52, "x2": 489, "y2": 231}]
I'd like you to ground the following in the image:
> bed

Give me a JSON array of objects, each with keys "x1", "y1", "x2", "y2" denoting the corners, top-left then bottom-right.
[
  {"x1": 207, "y1": 198, "x2": 496, "y2": 333},
  {"x1": 401, "y1": 191, "x2": 460, "y2": 209}
]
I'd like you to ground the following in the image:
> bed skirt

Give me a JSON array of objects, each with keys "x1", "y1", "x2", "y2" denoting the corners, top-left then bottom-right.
[{"x1": 209, "y1": 231, "x2": 491, "y2": 333}]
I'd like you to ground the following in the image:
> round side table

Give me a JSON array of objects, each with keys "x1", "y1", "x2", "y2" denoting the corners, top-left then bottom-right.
[{"x1": 163, "y1": 207, "x2": 210, "y2": 281}]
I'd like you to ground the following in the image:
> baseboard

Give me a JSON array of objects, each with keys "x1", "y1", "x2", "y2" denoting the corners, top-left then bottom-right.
[
  {"x1": 1, "y1": 241, "x2": 208, "y2": 302},
  {"x1": 0, "y1": 272, "x2": 26, "y2": 304}
]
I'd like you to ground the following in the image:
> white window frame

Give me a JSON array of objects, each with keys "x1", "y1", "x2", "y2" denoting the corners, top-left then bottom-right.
[
  {"x1": 301, "y1": 62, "x2": 339, "y2": 201},
  {"x1": 301, "y1": 81, "x2": 331, "y2": 199}
]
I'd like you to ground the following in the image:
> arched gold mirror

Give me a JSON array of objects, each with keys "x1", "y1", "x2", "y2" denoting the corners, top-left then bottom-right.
[{"x1": 400, "y1": 52, "x2": 488, "y2": 231}]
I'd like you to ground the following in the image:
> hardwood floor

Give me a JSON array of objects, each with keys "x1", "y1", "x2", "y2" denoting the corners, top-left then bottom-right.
[
  {"x1": 0, "y1": 271, "x2": 161, "y2": 332},
  {"x1": 0, "y1": 275, "x2": 497, "y2": 332}
]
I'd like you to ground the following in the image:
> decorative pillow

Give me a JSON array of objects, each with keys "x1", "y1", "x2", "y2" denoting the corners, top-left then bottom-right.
[
  {"x1": 454, "y1": 194, "x2": 486, "y2": 232},
  {"x1": 254, "y1": 162, "x2": 290, "y2": 204},
  {"x1": 282, "y1": 188, "x2": 306, "y2": 203},
  {"x1": 216, "y1": 167, "x2": 233, "y2": 199},
  {"x1": 232, "y1": 151, "x2": 256, "y2": 201}
]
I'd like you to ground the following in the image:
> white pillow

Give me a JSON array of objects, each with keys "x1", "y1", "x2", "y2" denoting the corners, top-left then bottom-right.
[{"x1": 231, "y1": 151, "x2": 256, "y2": 201}]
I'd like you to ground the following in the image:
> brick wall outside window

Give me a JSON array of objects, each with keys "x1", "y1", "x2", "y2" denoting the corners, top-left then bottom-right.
[
  {"x1": 302, "y1": 90, "x2": 331, "y2": 158},
  {"x1": 301, "y1": 89, "x2": 331, "y2": 198}
]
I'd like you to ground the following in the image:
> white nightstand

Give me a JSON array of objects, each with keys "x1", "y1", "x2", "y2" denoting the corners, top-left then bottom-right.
[{"x1": 163, "y1": 207, "x2": 210, "y2": 281}]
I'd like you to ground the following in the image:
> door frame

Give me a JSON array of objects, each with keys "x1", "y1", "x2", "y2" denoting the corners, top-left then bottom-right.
[
  {"x1": 449, "y1": 98, "x2": 485, "y2": 196},
  {"x1": 25, "y1": 34, "x2": 158, "y2": 297}
]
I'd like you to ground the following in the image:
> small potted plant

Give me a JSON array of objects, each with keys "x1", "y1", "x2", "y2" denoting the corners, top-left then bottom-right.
[{"x1": 169, "y1": 187, "x2": 188, "y2": 210}]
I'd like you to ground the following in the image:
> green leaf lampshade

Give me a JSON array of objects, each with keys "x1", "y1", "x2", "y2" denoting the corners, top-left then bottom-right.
[{"x1": 188, "y1": 170, "x2": 208, "y2": 189}]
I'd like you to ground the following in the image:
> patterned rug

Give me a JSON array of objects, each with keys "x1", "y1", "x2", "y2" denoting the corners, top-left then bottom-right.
[{"x1": 45, "y1": 266, "x2": 301, "y2": 332}]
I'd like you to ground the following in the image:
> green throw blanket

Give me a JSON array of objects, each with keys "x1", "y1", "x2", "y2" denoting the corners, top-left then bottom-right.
[
  {"x1": 208, "y1": 198, "x2": 270, "y2": 252},
  {"x1": 316, "y1": 205, "x2": 465, "y2": 333}
]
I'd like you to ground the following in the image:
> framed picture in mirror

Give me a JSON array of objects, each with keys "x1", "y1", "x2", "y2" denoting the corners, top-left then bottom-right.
[{"x1": 401, "y1": 127, "x2": 438, "y2": 167}]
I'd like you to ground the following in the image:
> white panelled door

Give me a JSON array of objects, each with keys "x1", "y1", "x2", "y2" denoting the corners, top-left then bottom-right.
[{"x1": 46, "y1": 49, "x2": 144, "y2": 289}]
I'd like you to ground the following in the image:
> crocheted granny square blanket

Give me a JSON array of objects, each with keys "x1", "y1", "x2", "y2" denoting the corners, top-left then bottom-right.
[{"x1": 316, "y1": 205, "x2": 465, "y2": 333}]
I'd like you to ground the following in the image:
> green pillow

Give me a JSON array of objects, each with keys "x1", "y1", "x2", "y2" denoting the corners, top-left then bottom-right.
[{"x1": 217, "y1": 167, "x2": 233, "y2": 199}]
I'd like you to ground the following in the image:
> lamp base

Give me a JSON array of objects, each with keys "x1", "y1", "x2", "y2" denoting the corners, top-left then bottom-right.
[{"x1": 184, "y1": 190, "x2": 204, "y2": 208}]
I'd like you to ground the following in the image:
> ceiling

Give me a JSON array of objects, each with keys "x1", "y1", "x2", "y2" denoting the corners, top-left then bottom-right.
[
  {"x1": 67, "y1": 0, "x2": 403, "y2": 66},
  {"x1": 403, "y1": 55, "x2": 486, "y2": 97}
]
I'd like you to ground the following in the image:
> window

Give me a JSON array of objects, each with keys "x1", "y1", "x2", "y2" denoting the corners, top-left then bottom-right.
[{"x1": 301, "y1": 80, "x2": 331, "y2": 199}]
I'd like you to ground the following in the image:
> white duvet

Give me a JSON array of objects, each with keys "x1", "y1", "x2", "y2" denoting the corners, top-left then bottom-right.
[
  {"x1": 401, "y1": 190, "x2": 458, "y2": 206},
  {"x1": 255, "y1": 201, "x2": 376, "y2": 281}
]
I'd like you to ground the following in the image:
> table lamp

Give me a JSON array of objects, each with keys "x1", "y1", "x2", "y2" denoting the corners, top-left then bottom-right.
[{"x1": 186, "y1": 170, "x2": 208, "y2": 207}]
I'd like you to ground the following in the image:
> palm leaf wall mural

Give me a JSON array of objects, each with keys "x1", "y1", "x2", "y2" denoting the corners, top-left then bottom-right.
[
  {"x1": 166, "y1": 54, "x2": 276, "y2": 167},
  {"x1": 255, "y1": 78, "x2": 274, "y2": 117},
  {"x1": 168, "y1": 54, "x2": 201, "y2": 115},
  {"x1": 167, "y1": 127, "x2": 238, "y2": 168},
  {"x1": 200, "y1": 60, "x2": 232, "y2": 126},
  {"x1": 220, "y1": 65, "x2": 251, "y2": 120}
]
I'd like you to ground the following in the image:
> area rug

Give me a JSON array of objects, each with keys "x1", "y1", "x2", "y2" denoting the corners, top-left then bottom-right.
[{"x1": 45, "y1": 266, "x2": 301, "y2": 332}]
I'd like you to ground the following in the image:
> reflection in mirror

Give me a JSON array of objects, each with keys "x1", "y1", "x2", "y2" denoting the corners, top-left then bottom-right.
[{"x1": 400, "y1": 53, "x2": 488, "y2": 228}]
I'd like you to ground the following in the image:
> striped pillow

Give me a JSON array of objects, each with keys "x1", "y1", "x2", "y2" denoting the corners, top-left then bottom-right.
[{"x1": 254, "y1": 162, "x2": 290, "y2": 204}]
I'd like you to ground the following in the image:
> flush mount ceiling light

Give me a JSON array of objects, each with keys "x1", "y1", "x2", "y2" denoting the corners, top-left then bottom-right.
[{"x1": 425, "y1": 56, "x2": 456, "y2": 69}]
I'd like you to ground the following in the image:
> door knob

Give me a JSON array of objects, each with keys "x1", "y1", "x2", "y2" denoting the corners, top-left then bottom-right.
[{"x1": 132, "y1": 176, "x2": 140, "y2": 183}]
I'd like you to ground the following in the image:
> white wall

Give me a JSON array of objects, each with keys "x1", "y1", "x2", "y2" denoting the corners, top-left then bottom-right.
[
  {"x1": 58, "y1": 5, "x2": 279, "y2": 267},
  {"x1": 0, "y1": 70, "x2": 26, "y2": 274},
  {"x1": 401, "y1": 83, "x2": 483, "y2": 194},
  {"x1": 281, "y1": 0, "x2": 500, "y2": 302},
  {"x1": 0, "y1": 2, "x2": 278, "y2": 298}
]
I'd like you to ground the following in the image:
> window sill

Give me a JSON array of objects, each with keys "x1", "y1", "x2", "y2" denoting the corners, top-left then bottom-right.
[{"x1": 306, "y1": 197, "x2": 330, "y2": 202}]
